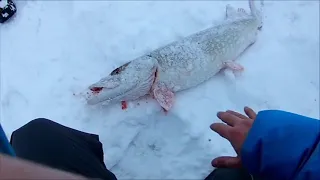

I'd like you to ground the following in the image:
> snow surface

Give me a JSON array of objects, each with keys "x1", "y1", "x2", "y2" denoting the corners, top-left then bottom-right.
[
  {"x1": 0, "y1": 0, "x2": 319, "y2": 179},
  {"x1": 0, "y1": 0, "x2": 8, "y2": 9}
]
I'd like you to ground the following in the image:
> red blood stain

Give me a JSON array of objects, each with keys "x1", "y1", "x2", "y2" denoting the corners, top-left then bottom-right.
[
  {"x1": 90, "y1": 87, "x2": 103, "y2": 94},
  {"x1": 121, "y1": 101, "x2": 127, "y2": 110}
]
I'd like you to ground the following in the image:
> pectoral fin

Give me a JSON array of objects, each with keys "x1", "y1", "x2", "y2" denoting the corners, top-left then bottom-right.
[
  {"x1": 153, "y1": 82, "x2": 175, "y2": 112},
  {"x1": 224, "y1": 61, "x2": 244, "y2": 72}
]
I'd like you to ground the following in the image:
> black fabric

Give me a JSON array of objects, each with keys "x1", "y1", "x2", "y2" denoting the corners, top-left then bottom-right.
[
  {"x1": 205, "y1": 168, "x2": 256, "y2": 180},
  {"x1": 10, "y1": 118, "x2": 117, "y2": 180},
  {"x1": 8, "y1": 118, "x2": 260, "y2": 180},
  {"x1": 0, "y1": 0, "x2": 16, "y2": 23}
]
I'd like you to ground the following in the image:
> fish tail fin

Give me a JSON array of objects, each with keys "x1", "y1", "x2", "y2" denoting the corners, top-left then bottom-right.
[{"x1": 249, "y1": 0, "x2": 264, "y2": 29}]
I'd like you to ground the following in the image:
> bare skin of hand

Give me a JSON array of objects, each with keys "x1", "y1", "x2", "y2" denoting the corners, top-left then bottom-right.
[
  {"x1": 210, "y1": 106, "x2": 257, "y2": 168},
  {"x1": 0, "y1": 154, "x2": 88, "y2": 179}
]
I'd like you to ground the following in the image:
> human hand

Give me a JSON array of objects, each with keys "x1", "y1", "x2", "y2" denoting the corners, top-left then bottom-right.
[
  {"x1": 0, "y1": 153, "x2": 88, "y2": 179},
  {"x1": 210, "y1": 106, "x2": 257, "y2": 168}
]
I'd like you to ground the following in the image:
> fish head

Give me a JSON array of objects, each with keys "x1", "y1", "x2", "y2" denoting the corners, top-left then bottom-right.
[{"x1": 86, "y1": 55, "x2": 158, "y2": 105}]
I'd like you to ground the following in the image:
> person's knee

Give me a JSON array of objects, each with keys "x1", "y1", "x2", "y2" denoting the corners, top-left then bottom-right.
[
  {"x1": 11, "y1": 118, "x2": 55, "y2": 141},
  {"x1": 24, "y1": 118, "x2": 56, "y2": 128},
  {"x1": 17, "y1": 118, "x2": 55, "y2": 131}
]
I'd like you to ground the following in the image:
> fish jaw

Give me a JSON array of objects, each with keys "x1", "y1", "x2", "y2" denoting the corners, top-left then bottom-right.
[{"x1": 85, "y1": 56, "x2": 158, "y2": 105}]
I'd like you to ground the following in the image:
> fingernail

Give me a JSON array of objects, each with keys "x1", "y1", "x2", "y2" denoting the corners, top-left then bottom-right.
[
  {"x1": 212, "y1": 159, "x2": 218, "y2": 166},
  {"x1": 210, "y1": 123, "x2": 215, "y2": 130}
]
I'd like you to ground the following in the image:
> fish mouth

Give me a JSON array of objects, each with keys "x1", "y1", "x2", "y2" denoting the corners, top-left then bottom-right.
[
  {"x1": 87, "y1": 65, "x2": 158, "y2": 105},
  {"x1": 88, "y1": 84, "x2": 138, "y2": 105},
  {"x1": 90, "y1": 87, "x2": 104, "y2": 94}
]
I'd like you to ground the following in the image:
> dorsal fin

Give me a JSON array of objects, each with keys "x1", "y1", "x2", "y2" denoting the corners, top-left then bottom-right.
[
  {"x1": 249, "y1": 0, "x2": 264, "y2": 29},
  {"x1": 225, "y1": 4, "x2": 249, "y2": 20}
]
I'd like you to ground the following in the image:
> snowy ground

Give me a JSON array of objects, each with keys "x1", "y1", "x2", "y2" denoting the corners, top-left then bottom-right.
[{"x1": 0, "y1": 0, "x2": 319, "y2": 179}]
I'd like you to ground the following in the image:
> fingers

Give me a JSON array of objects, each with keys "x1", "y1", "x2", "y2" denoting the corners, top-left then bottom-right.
[
  {"x1": 244, "y1": 106, "x2": 257, "y2": 120},
  {"x1": 210, "y1": 123, "x2": 233, "y2": 140},
  {"x1": 217, "y1": 112, "x2": 242, "y2": 126},
  {"x1": 226, "y1": 110, "x2": 248, "y2": 119},
  {"x1": 211, "y1": 156, "x2": 242, "y2": 168},
  {"x1": 210, "y1": 107, "x2": 256, "y2": 169}
]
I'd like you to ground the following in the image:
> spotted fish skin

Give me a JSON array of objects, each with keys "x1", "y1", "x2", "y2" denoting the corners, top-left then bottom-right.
[
  {"x1": 84, "y1": 0, "x2": 264, "y2": 111},
  {"x1": 149, "y1": 16, "x2": 261, "y2": 93}
]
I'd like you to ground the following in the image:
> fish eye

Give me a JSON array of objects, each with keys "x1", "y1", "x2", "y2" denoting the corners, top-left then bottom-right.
[
  {"x1": 110, "y1": 62, "x2": 131, "y2": 75},
  {"x1": 111, "y1": 68, "x2": 121, "y2": 75}
]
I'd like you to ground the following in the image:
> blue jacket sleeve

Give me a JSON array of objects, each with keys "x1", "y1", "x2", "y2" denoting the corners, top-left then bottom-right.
[
  {"x1": 0, "y1": 124, "x2": 16, "y2": 156},
  {"x1": 241, "y1": 110, "x2": 320, "y2": 180}
]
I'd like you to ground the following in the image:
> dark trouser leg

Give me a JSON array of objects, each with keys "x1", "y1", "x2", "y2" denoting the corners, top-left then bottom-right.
[
  {"x1": 205, "y1": 168, "x2": 257, "y2": 180},
  {"x1": 10, "y1": 118, "x2": 117, "y2": 180}
]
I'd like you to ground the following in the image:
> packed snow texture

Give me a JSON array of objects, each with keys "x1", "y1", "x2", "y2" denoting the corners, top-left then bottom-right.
[
  {"x1": 0, "y1": 1, "x2": 319, "y2": 179},
  {"x1": 0, "y1": 0, "x2": 8, "y2": 8}
]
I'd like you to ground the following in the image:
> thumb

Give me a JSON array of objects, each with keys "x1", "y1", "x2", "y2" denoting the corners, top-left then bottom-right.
[{"x1": 211, "y1": 156, "x2": 242, "y2": 168}]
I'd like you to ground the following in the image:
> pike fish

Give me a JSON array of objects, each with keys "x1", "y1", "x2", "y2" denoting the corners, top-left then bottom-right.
[{"x1": 84, "y1": 0, "x2": 264, "y2": 111}]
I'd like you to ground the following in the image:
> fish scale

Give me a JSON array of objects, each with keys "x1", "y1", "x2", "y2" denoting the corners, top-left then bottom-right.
[{"x1": 84, "y1": 0, "x2": 264, "y2": 112}]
